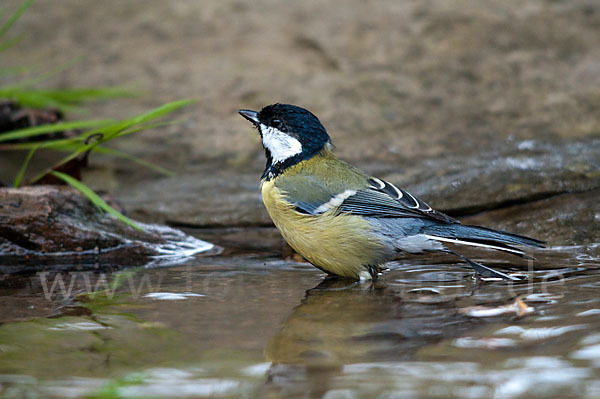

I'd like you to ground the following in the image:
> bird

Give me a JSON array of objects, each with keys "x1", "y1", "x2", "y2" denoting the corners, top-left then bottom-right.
[{"x1": 238, "y1": 103, "x2": 544, "y2": 281}]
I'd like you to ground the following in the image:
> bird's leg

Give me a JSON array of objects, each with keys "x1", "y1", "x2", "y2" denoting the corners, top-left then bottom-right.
[
  {"x1": 444, "y1": 250, "x2": 521, "y2": 281},
  {"x1": 367, "y1": 264, "x2": 383, "y2": 279}
]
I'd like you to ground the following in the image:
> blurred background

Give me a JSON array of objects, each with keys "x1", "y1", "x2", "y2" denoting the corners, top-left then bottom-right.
[{"x1": 2, "y1": 0, "x2": 598, "y2": 242}]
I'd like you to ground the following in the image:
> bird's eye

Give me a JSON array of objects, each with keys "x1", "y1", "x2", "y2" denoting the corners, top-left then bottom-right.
[{"x1": 271, "y1": 119, "x2": 287, "y2": 132}]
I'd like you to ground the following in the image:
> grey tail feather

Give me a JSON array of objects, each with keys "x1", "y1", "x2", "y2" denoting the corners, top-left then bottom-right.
[
  {"x1": 459, "y1": 225, "x2": 545, "y2": 248},
  {"x1": 424, "y1": 224, "x2": 545, "y2": 258}
]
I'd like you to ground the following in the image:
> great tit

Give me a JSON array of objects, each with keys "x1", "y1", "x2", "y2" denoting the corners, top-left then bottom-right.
[{"x1": 238, "y1": 104, "x2": 544, "y2": 281}]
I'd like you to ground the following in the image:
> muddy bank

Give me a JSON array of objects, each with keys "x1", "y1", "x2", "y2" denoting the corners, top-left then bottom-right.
[{"x1": 0, "y1": 186, "x2": 215, "y2": 274}]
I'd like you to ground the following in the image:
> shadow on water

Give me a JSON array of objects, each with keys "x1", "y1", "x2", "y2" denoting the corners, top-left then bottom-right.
[
  {"x1": 268, "y1": 277, "x2": 463, "y2": 364},
  {"x1": 260, "y1": 277, "x2": 477, "y2": 398},
  {"x1": 0, "y1": 243, "x2": 599, "y2": 398}
]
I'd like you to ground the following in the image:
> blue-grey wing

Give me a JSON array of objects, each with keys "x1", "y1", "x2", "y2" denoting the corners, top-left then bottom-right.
[
  {"x1": 337, "y1": 177, "x2": 459, "y2": 224},
  {"x1": 276, "y1": 172, "x2": 458, "y2": 224},
  {"x1": 274, "y1": 173, "x2": 357, "y2": 215}
]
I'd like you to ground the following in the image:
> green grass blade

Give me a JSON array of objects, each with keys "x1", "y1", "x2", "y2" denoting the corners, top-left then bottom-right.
[
  {"x1": 27, "y1": 100, "x2": 195, "y2": 184},
  {"x1": 102, "y1": 99, "x2": 196, "y2": 140},
  {"x1": 37, "y1": 87, "x2": 135, "y2": 104},
  {"x1": 0, "y1": 0, "x2": 34, "y2": 40},
  {"x1": 0, "y1": 34, "x2": 23, "y2": 52},
  {"x1": 60, "y1": 100, "x2": 193, "y2": 144},
  {"x1": 70, "y1": 120, "x2": 180, "y2": 144},
  {"x1": 110, "y1": 119, "x2": 184, "y2": 140},
  {"x1": 93, "y1": 146, "x2": 176, "y2": 176},
  {"x1": 1, "y1": 91, "x2": 74, "y2": 112},
  {"x1": 29, "y1": 147, "x2": 91, "y2": 183},
  {"x1": 0, "y1": 138, "x2": 78, "y2": 151},
  {"x1": 0, "y1": 86, "x2": 134, "y2": 112},
  {"x1": 1, "y1": 57, "x2": 85, "y2": 92},
  {"x1": 50, "y1": 171, "x2": 144, "y2": 231},
  {"x1": 0, "y1": 119, "x2": 112, "y2": 143},
  {"x1": 2, "y1": 141, "x2": 175, "y2": 176},
  {"x1": 0, "y1": 65, "x2": 33, "y2": 76},
  {"x1": 13, "y1": 145, "x2": 37, "y2": 187}
]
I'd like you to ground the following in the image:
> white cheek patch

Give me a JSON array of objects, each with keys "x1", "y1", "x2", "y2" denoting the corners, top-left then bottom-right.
[{"x1": 260, "y1": 124, "x2": 303, "y2": 163}]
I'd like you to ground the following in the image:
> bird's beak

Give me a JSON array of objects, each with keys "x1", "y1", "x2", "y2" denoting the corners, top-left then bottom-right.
[{"x1": 238, "y1": 109, "x2": 260, "y2": 126}]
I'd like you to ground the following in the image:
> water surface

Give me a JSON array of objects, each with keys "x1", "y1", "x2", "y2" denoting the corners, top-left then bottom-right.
[{"x1": 1, "y1": 244, "x2": 599, "y2": 398}]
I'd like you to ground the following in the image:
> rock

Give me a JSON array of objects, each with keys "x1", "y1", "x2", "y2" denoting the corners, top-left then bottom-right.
[
  {"x1": 114, "y1": 169, "x2": 271, "y2": 227},
  {"x1": 114, "y1": 138, "x2": 599, "y2": 248},
  {"x1": 461, "y1": 189, "x2": 600, "y2": 247},
  {"x1": 0, "y1": 186, "x2": 215, "y2": 274},
  {"x1": 388, "y1": 138, "x2": 600, "y2": 215},
  {"x1": 0, "y1": 100, "x2": 69, "y2": 141}
]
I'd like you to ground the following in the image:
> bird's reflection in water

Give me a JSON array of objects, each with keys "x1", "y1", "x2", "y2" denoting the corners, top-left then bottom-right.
[{"x1": 259, "y1": 276, "x2": 474, "y2": 398}]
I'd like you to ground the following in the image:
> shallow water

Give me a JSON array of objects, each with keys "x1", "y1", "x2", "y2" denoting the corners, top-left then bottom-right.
[{"x1": 1, "y1": 243, "x2": 600, "y2": 399}]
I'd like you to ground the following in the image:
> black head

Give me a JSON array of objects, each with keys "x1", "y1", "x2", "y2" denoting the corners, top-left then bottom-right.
[{"x1": 238, "y1": 103, "x2": 331, "y2": 179}]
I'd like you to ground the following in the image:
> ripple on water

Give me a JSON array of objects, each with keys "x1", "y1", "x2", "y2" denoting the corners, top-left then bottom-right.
[
  {"x1": 493, "y1": 364, "x2": 591, "y2": 399},
  {"x1": 143, "y1": 292, "x2": 205, "y2": 300},
  {"x1": 495, "y1": 325, "x2": 587, "y2": 340},
  {"x1": 576, "y1": 309, "x2": 600, "y2": 317},
  {"x1": 336, "y1": 359, "x2": 592, "y2": 398},
  {"x1": 41, "y1": 378, "x2": 106, "y2": 399},
  {"x1": 110, "y1": 369, "x2": 246, "y2": 399},
  {"x1": 571, "y1": 344, "x2": 600, "y2": 361},
  {"x1": 523, "y1": 293, "x2": 563, "y2": 303},
  {"x1": 47, "y1": 322, "x2": 109, "y2": 331},
  {"x1": 453, "y1": 337, "x2": 516, "y2": 349},
  {"x1": 2, "y1": 242, "x2": 600, "y2": 399},
  {"x1": 139, "y1": 223, "x2": 217, "y2": 268},
  {"x1": 117, "y1": 379, "x2": 241, "y2": 398}
]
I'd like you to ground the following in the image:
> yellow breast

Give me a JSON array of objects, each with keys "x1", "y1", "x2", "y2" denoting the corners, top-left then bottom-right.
[{"x1": 261, "y1": 179, "x2": 388, "y2": 279}]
